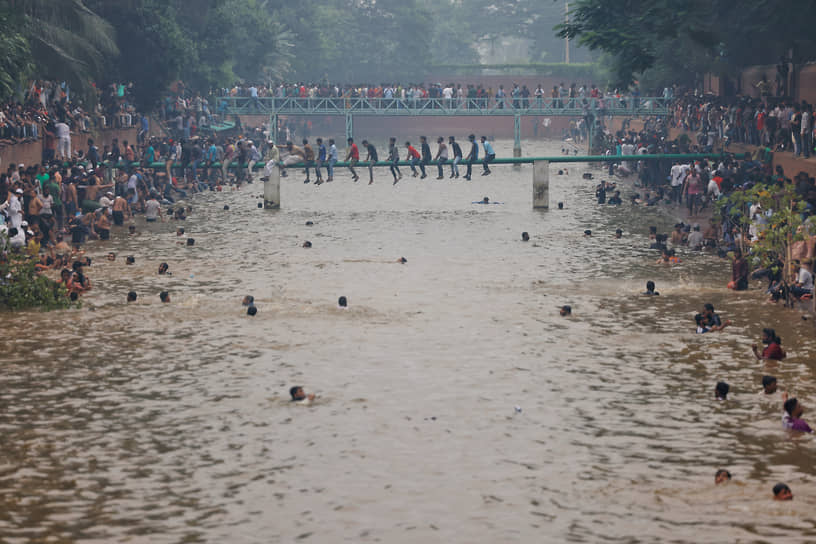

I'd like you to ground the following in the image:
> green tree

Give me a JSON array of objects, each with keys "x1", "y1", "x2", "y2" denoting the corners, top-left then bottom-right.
[
  {"x1": 0, "y1": 243, "x2": 74, "y2": 311},
  {"x1": 1, "y1": 0, "x2": 119, "y2": 97}
]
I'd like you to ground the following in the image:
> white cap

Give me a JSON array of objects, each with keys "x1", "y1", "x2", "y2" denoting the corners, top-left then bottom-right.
[{"x1": 14, "y1": 188, "x2": 23, "y2": 194}]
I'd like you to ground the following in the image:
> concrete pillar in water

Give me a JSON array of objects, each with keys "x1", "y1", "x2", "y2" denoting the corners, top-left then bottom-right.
[
  {"x1": 513, "y1": 114, "x2": 522, "y2": 169},
  {"x1": 532, "y1": 160, "x2": 549, "y2": 209},
  {"x1": 264, "y1": 166, "x2": 280, "y2": 209}
]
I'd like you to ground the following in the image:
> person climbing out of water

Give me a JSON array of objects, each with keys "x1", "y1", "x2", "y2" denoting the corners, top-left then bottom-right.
[
  {"x1": 752, "y1": 328, "x2": 785, "y2": 360},
  {"x1": 290, "y1": 385, "x2": 315, "y2": 403},
  {"x1": 715, "y1": 469, "x2": 731, "y2": 484},
  {"x1": 643, "y1": 280, "x2": 659, "y2": 295}
]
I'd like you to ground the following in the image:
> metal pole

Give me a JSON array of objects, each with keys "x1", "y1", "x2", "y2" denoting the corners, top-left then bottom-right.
[
  {"x1": 533, "y1": 161, "x2": 549, "y2": 209},
  {"x1": 345, "y1": 113, "x2": 353, "y2": 141},
  {"x1": 513, "y1": 114, "x2": 522, "y2": 157}
]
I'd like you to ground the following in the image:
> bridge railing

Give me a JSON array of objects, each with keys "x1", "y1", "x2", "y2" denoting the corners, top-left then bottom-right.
[{"x1": 215, "y1": 96, "x2": 670, "y2": 117}]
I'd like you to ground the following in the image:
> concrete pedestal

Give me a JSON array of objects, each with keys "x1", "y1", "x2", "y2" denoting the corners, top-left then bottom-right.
[
  {"x1": 264, "y1": 167, "x2": 280, "y2": 209},
  {"x1": 533, "y1": 160, "x2": 549, "y2": 209}
]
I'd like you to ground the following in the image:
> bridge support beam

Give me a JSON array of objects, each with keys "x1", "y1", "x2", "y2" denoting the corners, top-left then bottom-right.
[
  {"x1": 345, "y1": 113, "x2": 353, "y2": 142},
  {"x1": 532, "y1": 160, "x2": 549, "y2": 209},
  {"x1": 270, "y1": 114, "x2": 278, "y2": 143},
  {"x1": 264, "y1": 165, "x2": 280, "y2": 209}
]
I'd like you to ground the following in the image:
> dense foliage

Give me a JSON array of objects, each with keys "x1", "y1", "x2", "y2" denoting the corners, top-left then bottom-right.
[
  {"x1": 558, "y1": 0, "x2": 816, "y2": 89},
  {"x1": 0, "y1": 247, "x2": 73, "y2": 311}
]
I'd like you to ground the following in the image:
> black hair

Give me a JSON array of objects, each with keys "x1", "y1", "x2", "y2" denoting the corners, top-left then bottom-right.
[
  {"x1": 126, "y1": 256, "x2": 135, "y2": 264},
  {"x1": 289, "y1": 386, "x2": 302, "y2": 400},
  {"x1": 584, "y1": 230, "x2": 592, "y2": 236},
  {"x1": 127, "y1": 291, "x2": 137, "y2": 301},
  {"x1": 715, "y1": 469, "x2": 731, "y2": 481},
  {"x1": 521, "y1": 232, "x2": 529, "y2": 241},
  {"x1": 763, "y1": 327, "x2": 781, "y2": 345},
  {"x1": 762, "y1": 375, "x2": 777, "y2": 388},
  {"x1": 243, "y1": 295, "x2": 254, "y2": 306},
  {"x1": 615, "y1": 228, "x2": 622, "y2": 235},
  {"x1": 715, "y1": 381, "x2": 729, "y2": 400},
  {"x1": 223, "y1": 205, "x2": 229, "y2": 211},
  {"x1": 649, "y1": 226, "x2": 657, "y2": 234},
  {"x1": 646, "y1": 280, "x2": 655, "y2": 292},
  {"x1": 303, "y1": 241, "x2": 312, "y2": 248},
  {"x1": 69, "y1": 291, "x2": 79, "y2": 302},
  {"x1": 186, "y1": 238, "x2": 195, "y2": 246},
  {"x1": 773, "y1": 483, "x2": 791, "y2": 496},
  {"x1": 783, "y1": 397, "x2": 798, "y2": 416},
  {"x1": 704, "y1": 303, "x2": 714, "y2": 312},
  {"x1": 158, "y1": 262, "x2": 169, "y2": 274},
  {"x1": 177, "y1": 227, "x2": 184, "y2": 234},
  {"x1": 258, "y1": 202, "x2": 263, "y2": 208},
  {"x1": 160, "y1": 291, "x2": 169, "y2": 302},
  {"x1": 557, "y1": 202, "x2": 564, "y2": 209},
  {"x1": 247, "y1": 305, "x2": 257, "y2": 316},
  {"x1": 694, "y1": 313, "x2": 705, "y2": 326},
  {"x1": 338, "y1": 296, "x2": 347, "y2": 307},
  {"x1": 305, "y1": 221, "x2": 314, "y2": 226},
  {"x1": 72, "y1": 260, "x2": 83, "y2": 270}
]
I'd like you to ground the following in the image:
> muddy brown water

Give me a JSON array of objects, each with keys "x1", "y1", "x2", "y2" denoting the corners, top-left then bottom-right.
[{"x1": 2, "y1": 140, "x2": 815, "y2": 543}]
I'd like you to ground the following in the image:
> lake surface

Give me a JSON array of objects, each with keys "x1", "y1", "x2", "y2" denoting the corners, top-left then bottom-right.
[{"x1": 2, "y1": 140, "x2": 815, "y2": 543}]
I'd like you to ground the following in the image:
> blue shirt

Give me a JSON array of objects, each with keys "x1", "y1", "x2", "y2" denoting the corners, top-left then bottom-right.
[
  {"x1": 482, "y1": 141, "x2": 495, "y2": 156},
  {"x1": 318, "y1": 144, "x2": 327, "y2": 161},
  {"x1": 207, "y1": 145, "x2": 218, "y2": 162}
]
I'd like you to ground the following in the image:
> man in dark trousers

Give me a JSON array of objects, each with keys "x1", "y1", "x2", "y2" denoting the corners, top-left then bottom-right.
[
  {"x1": 464, "y1": 133, "x2": 478, "y2": 180},
  {"x1": 419, "y1": 135, "x2": 431, "y2": 179}
]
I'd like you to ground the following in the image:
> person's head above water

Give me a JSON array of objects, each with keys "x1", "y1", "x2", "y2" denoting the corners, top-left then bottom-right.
[
  {"x1": 223, "y1": 205, "x2": 229, "y2": 211},
  {"x1": 302, "y1": 241, "x2": 312, "y2": 248},
  {"x1": 186, "y1": 238, "x2": 195, "y2": 246},
  {"x1": 338, "y1": 296, "x2": 348, "y2": 308},
  {"x1": 127, "y1": 291, "x2": 137, "y2": 302},
  {"x1": 584, "y1": 230, "x2": 592, "y2": 237},
  {"x1": 645, "y1": 280, "x2": 656, "y2": 293},
  {"x1": 177, "y1": 227, "x2": 184, "y2": 236},
  {"x1": 482, "y1": 197, "x2": 489, "y2": 204},
  {"x1": 398, "y1": 257, "x2": 407, "y2": 264},
  {"x1": 762, "y1": 375, "x2": 777, "y2": 394},
  {"x1": 558, "y1": 202, "x2": 564, "y2": 209},
  {"x1": 715, "y1": 469, "x2": 732, "y2": 485},
  {"x1": 614, "y1": 229, "x2": 622, "y2": 238},
  {"x1": 784, "y1": 397, "x2": 803, "y2": 419},
  {"x1": 125, "y1": 256, "x2": 135, "y2": 265},
  {"x1": 290, "y1": 386, "x2": 305, "y2": 401},
  {"x1": 247, "y1": 305, "x2": 258, "y2": 316},
  {"x1": 242, "y1": 295, "x2": 254, "y2": 306},
  {"x1": 160, "y1": 291, "x2": 170, "y2": 303},
  {"x1": 158, "y1": 262, "x2": 169, "y2": 275},
  {"x1": 773, "y1": 483, "x2": 793, "y2": 501},
  {"x1": 715, "y1": 381, "x2": 730, "y2": 400},
  {"x1": 106, "y1": 252, "x2": 116, "y2": 261},
  {"x1": 560, "y1": 305, "x2": 571, "y2": 316},
  {"x1": 521, "y1": 232, "x2": 530, "y2": 242}
]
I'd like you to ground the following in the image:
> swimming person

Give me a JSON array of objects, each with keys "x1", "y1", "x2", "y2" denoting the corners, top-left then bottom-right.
[
  {"x1": 289, "y1": 386, "x2": 315, "y2": 403},
  {"x1": 773, "y1": 483, "x2": 793, "y2": 501},
  {"x1": 127, "y1": 291, "x2": 137, "y2": 302},
  {"x1": 643, "y1": 281, "x2": 659, "y2": 296},
  {"x1": 338, "y1": 296, "x2": 348, "y2": 309},
  {"x1": 762, "y1": 375, "x2": 777, "y2": 394},
  {"x1": 158, "y1": 262, "x2": 170, "y2": 275},
  {"x1": 752, "y1": 328, "x2": 786, "y2": 360},
  {"x1": 559, "y1": 305, "x2": 571, "y2": 316},
  {"x1": 242, "y1": 295, "x2": 255, "y2": 306},
  {"x1": 782, "y1": 395, "x2": 813, "y2": 432},
  {"x1": 714, "y1": 469, "x2": 731, "y2": 485},
  {"x1": 701, "y1": 303, "x2": 731, "y2": 331},
  {"x1": 715, "y1": 381, "x2": 729, "y2": 400},
  {"x1": 521, "y1": 232, "x2": 530, "y2": 242},
  {"x1": 160, "y1": 291, "x2": 170, "y2": 303}
]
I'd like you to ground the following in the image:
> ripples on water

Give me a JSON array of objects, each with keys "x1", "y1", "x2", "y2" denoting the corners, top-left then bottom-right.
[{"x1": 1, "y1": 141, "x2": 815, "y2": 542}]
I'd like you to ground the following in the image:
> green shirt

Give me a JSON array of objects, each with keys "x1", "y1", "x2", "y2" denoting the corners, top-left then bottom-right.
[
  {"x1": 35, "y1": 173, "x2": 49, "y2": 193},
  {"x1": 46, "y1": 180, "x2": 62, "y2": 207}
]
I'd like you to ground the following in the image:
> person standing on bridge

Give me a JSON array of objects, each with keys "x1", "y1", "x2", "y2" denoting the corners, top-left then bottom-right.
[
  {"x1": 420, "y1": 136, "x2": 431, "y2": 179},
  {"x1": 345, "y1": 138, "x2": 359, "y2": 182},
  {"x1": 405, "y1": 141, "x2": 421, "y2": 177},
  {"x1": 361, "y1": 139, "x2": 378, "y2": 184},
  {"x1": 434, "y1": 137, "x2": 449, "y2": 180},
  {"x1": 388, "y1": 137, "x2": 402, "y2": 184},
  {"x1": 449, "y1": 136, "x2": 462, "y2": 179},
  {"x1": 480, "y1": 136, "x2": 495, "y2": 175},
  {"x1": 464, "y1": 134, "x2": 478, "y2": 180}
]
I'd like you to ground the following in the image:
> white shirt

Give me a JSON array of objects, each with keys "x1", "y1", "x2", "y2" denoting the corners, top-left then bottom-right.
[
  {"x1": 798, "y1": 268, "x2": 813, "y2": 290},
  {"x1": 55, "y1": 122, "x2": 70, "y2": 138},
  {"x1": 670, "y1": 164, "x2": 685, "y2": 186},
  {"x1": 99, "y1": 195, "x2": 114, "y2": 209},
  {"x1": 6, "y1": 195, "x2": 22, "y2": 228},
  {"x1": 145, "y1": 199, "x2": 161, "y2": 220},
  {"x1": 707, "y1": 179, "x2": 720, "y2": 197}
]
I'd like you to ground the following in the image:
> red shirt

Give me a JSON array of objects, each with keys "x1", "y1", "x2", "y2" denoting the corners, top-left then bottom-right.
[
  {"x1": 407, "y1": 145, "x2": 420, "y2": 159},
  {"x1": 762, "y1": 343, "x2": 786, "y2": 360},
  {"x1": 349, "y1": 143, "x2": 359, "y2": 160}
]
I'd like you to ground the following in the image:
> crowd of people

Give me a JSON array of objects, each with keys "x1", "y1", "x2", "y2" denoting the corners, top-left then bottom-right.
[
  {"x1": 670, "y1": 91, "x2": 816, "y2": 158},
  {"x1": 0, "y1": 80, "x2": 143, "y2": 150}
]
